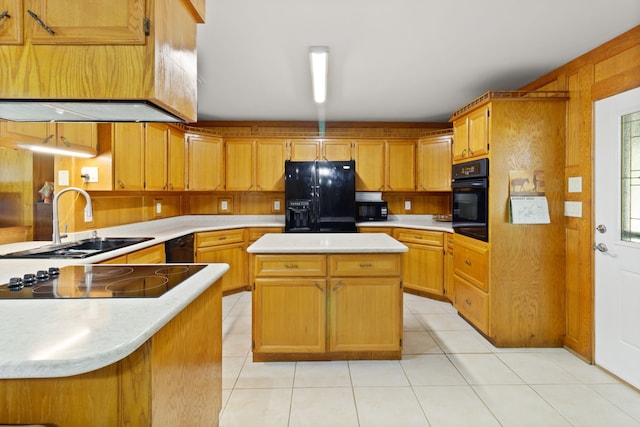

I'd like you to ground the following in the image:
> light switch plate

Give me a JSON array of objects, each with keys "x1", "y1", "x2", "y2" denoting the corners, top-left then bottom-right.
[
  {"x1": 565, "y1": 201, "x2": 582, "y2": 217},
  {"x1": 568, "y1": 176, "x2": 582, "y2": 193},
  {"x1": 58, "y1": 170, "x2": 69, "y2": 186}
]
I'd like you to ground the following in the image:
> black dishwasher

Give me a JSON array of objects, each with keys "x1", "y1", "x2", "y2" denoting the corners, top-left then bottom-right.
[{"x1": 165, "y1": 233, "x2": 195, "y2": 263}]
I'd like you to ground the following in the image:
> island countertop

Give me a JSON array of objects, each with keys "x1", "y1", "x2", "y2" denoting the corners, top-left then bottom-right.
[
  {"x1": 0, "y1": 263, "x2": 228, "y2": 379},
  {"x1": 247, "y1": 232, "x2": 408, "y2": 254}
]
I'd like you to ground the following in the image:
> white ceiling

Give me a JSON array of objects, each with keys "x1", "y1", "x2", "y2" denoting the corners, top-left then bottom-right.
[{"x1": 195, "y1": 0, "x2": 639, "y2": 124}]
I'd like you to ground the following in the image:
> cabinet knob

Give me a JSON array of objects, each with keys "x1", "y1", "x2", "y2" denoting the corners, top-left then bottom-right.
[{"x1": 465, "y1": 299, "x2": 472, "y2": 305}]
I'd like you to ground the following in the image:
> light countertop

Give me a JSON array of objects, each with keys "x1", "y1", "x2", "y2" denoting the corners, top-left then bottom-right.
[
  {"x1": 247, "y1": 232, "x2": 408, "y2": 253},
  {"x1": 0, "y1": 263, "x2": 228, "y2": 379}
]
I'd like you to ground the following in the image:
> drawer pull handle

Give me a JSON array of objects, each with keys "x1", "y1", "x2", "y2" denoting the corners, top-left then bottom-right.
[
  {"x1": 465, "y1": 260, "x2": 472, "y2": 266},
  {"x1": 218, "y1": 236, "x2": 227, "y2": 240},
  {"x1": 284, "y1": 264, "x2": 299, "y2": 269},
  {"x1": 415, "y1": 236, "x2": 422, "y2": 239},
  {"x1": 359, "y1": 263, "x2": 373, "y2": 268},
  {"x1": 465, "y1": 299, "x2": 472, "y2": 305}
]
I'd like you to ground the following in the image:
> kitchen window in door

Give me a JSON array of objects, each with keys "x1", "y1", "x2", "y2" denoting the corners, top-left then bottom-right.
[{"x1": 621, "y1": 111, "x2": 640, "y2": 243}]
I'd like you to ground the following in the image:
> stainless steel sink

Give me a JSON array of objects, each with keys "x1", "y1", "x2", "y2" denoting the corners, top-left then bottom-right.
[{"x1": 0, "y1": 237, "x2": 154, "y2": 259}]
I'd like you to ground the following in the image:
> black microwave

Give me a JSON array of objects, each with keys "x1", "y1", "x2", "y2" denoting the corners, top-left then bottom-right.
[{"x1": 356, "y1": 201, "x2": 388, "y2": 221}]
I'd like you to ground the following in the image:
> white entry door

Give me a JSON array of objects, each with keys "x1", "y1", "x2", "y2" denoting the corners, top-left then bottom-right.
[{"x1": 594, "y1": 86, "x2": 640, "y2": 389}]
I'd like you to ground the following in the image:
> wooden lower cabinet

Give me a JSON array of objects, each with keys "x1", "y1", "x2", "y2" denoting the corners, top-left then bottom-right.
[
  {"x1": 252, "y1": 253, "x2": 403, "y2": 361},
  {"x1": 0, "y1": 280, "x2": 222, "y2": 427},
  {"x1": 195, "y1": 229, "x2": 248, "y2": 294},
  {"x1": 253, "y1": 278, "x2": 327, "y2": 354},
  {"x1": 394, "y1": 228, "x2": 444, "y2": 297},
  {"x1": 100, "y1": 243, "x2": 165, "y2": 264}
]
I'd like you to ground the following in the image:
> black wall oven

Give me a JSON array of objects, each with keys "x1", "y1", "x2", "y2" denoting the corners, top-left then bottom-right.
[{"x1": 452, "y1": 158, "x2": 489, "y2": 242}]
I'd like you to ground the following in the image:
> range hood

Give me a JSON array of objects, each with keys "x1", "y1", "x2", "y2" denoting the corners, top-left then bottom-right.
[{"x1": 0, "y1": 100, "x2": 184, "y2": 123}]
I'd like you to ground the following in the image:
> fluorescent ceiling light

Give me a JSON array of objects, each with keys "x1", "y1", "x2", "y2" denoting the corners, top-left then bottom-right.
[{"x1": 309, "y1": 46, "x2": 329, "y2": 104}]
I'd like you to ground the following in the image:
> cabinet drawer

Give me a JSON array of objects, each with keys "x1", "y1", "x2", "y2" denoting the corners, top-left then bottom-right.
[
  {"x1": 254, "y1": 255, "x2": 326, "y2": 277},
  {"x1": 248, "y1": 227, "x2": 283, "y2": 243},
  {"x1": 453, "y1": 239, "x2": 488, "y2": 291},
  {"x1": 394, "y1": 228, "x2": 444, "y2": 246},
  {"x1": 329, "y1": 254, "x2": 401, "y2": 277},
  {"x1": 127, "y1": 244, "x2": 165, "y2": 264},
  {"x1": 196, "y1": 229, "x2": 245, "y2": 247},
  {"x1": 454, "y1": 276, "x2": 489, "y2": 334}
]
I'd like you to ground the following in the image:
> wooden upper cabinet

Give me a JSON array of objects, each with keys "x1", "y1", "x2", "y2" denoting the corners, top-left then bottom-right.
[
  {"x1": 256, "y1": 139, "x2": 286, "y2": 191},
  {"x1": 26, "y1": 0, "x2": 146, "y2": 45},
  {"x1": 417, "y1": 134, "x2": 452, "y2": 191},
  {"x1": 386, "y1": 139, "x2": 416, "y2": 191},
  {"x1": 289, "y1": 139, "x2": 319, "y2": 161},
  {"x1": 0, "y1": 121, "x2": 50, "y2": 143},
  {"x1": 0, "y1": 0, "x2": 22, "y2": 44},
  {"x1": 167, "y1": 126, "x2": 186, "y2": 191},
  {"x1": 225, "y1": 139, "x2": 254, "y2": 191},
  {"x1": 144, "y1": 123, "x2": 168, "y2": 191},
  {"x1": 55, "y1": 122, "x2": 96, "y2": 153},
  {"x1": 226, "y1": 138, "x2": 286, "y2": 191},
  {"x1": 113, "y1": 123, "x2": 144, "y2": 191},
  {"x1": 353, "y1": 140, "x2": 385, "y2": 191},
  {"x1": 187, "y1": 134, "x2": 224, "y2": 191},
  {"x1": 321, "y1": 139, "x2": 352, "y2": 161},
  {"x1": 452, "y1": 105, "x2": 489, "y2": 162},
  {"x1": 288, "y1": 138, "x2": 353, "y2": 161}
]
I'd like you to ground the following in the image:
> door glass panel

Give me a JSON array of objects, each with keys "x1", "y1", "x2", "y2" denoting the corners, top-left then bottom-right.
[{"x1": 621, "y1": 111, "x2": 640, "y2": 242}]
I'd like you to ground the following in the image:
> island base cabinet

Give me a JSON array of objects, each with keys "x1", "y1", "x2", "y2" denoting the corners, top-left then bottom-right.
[
  {"x1": 251, "y1": 253, "x2": 403, "y2": 362},
  {"x1": 253, "y1": 278, "x2": 327, "y2": 354},
  {"x1": 329, "y1": 277, "x2": 402, "y2": 353},
  {"x1": 0, "y1": 281, "x2": 222, "y2": 427}
]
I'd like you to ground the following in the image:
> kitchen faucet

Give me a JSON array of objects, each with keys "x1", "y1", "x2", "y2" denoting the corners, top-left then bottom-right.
[{"x1": 52, "y1": 187, "x2": 93, "y2": 245}]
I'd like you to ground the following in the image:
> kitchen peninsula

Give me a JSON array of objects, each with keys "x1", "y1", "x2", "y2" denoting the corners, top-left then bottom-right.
[
  {"x1": 0, "y1": 263, "x2": 228, "y2": 427},
  {"x1": 247, "y1": 233, "x2": 408, "y2": 361}
]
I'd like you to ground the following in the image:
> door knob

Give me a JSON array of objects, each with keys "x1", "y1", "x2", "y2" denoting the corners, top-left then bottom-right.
[
  {"x1": 594, "y1": 243, "x2": 608, "y2": 252},
  {"x1": 596, "y1": 224, "x2": 607, "y2": 233}
]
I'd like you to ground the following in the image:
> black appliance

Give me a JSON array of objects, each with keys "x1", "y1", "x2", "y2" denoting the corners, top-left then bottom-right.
[
  {"x1": 165, "y1": 233, "x2": 195, "y2": 263},
  {"x1": 285, "y1": 160, "x2": 357, "y2": 233},
  {"x1": 0, "y1": 264, "x2": 206, "y2": 299},
  {"x1": 356, "y1": 201, "x2": 388, "y2": 221},
  {"x1": 452, "y1": 158, "x2": 489, "y2": 242}
]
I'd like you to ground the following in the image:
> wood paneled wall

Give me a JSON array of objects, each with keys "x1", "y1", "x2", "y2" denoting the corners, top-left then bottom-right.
[
  {"x1": 519, "y1": 25, "x2": 640, "y2": 361},
  {"x1": 0, "y1": 147, "x2": 33, "y2": 234}
]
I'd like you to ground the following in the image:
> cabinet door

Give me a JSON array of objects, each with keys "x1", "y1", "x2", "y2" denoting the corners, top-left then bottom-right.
[
  {"x1": 144, "y1": 123, "x2": 168, "y2": 191},
  {"x1": 0, "y1": 0, "x2": 22, "y2": 44},
  {"x1": 1, "y1": 121, "x2": 50, "y2": 142},
  {"x1": 386, "y1": 139, "x2": 416, "y2": 191},
  {"x1": 418, "y1": 135, "x2": 452, "y2": 191},
  {"x1": 256, "y1": 139, "x2": 286, "y2": 191},
  {"x1": 444, "y1": 233, "x2": 454, "y2": 299},
  {"x1": 113, "y1": 123, "x2": 144, "y2": 191},
  {"x1": 401, "y1": 242, "x2": 444, "y2": 295},
  {"x1": 467, "y1": 106, "x2": 489, "y2": 158},
  {"x1": 328, "y1": 277, "x2": 402, "y2": 352},
  {"x1": 196, "y1": 244, "x2": 246, "y2": 293},
  {"x1": 187, "y1": 134, "x2": 224, "y2": 191},
  {"x1": 452, "y1": 118, "x2": 468, "y2": 161},
  {"x1": 321, "y1": 139, "x2": 352, "y2": 161},
  {"x1": 225, "y1": 139, "x2": 254, "y2": 191},
  {"x1": 27, "y1": 0, "x2": 146, "y2": 44},
  {"x1": 289, "y1": 139, "x2": 319, "y2": 161},
  {"x1": 56, "y1": 122, "x2": 97, "y2": 153},
  {"x1": 126, "y1": 244, "x2": 165, "y2": 264},
  {"x1": 353, "y1": 140, "x2": 385, "y2": 191},
  {"x1": 167, "y1": 126, "x2": 185, "y2": 191},
  {"x1": 253, "y1": 278, "x2": 326, "y2": 354}
]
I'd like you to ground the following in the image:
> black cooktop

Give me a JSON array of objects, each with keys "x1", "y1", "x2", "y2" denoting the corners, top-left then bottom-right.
[{"x1": 0, "y1": 264, "x2": 206, "y2": 299}]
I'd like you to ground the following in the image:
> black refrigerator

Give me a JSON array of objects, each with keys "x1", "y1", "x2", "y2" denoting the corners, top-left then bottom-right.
[{"x1": 284, "y1": 160, "x2": 357, "y2": 232}]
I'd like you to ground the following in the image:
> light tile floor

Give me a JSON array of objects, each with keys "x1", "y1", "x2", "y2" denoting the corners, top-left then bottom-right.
[{"x1": 219, "y1": 292, "x2": 640, "y2": 427}]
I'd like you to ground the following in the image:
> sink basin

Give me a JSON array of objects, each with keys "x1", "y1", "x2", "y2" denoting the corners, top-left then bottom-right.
[{"x1": 0, "y1": 237, "x2": 154, "y2": 259}]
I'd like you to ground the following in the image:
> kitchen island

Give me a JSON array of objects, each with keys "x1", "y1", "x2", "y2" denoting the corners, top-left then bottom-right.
[
  {"x1": 247, "y1": 233, "x2": 408, "y2": 362},
  {"x1": 0, "y1": 263, "x2": 228, "y2": 427}
]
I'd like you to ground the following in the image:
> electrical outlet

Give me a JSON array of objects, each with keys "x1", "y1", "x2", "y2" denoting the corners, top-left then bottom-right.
[
  {"x1": 273, "y1": 200, "x2": 281, "y2": 212},
  {"x1": 404, "y1": 200, "x2": 412, "y2": 211},
  {"x1": 220, "y1": 199, "x2": 229, "y2": 212},
  {"x1": 156, "y1": 202, "x2": 162, "y2": 214},
  {"x1": 80, "y1": 167, "x2": 99, "y2": 183}
]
